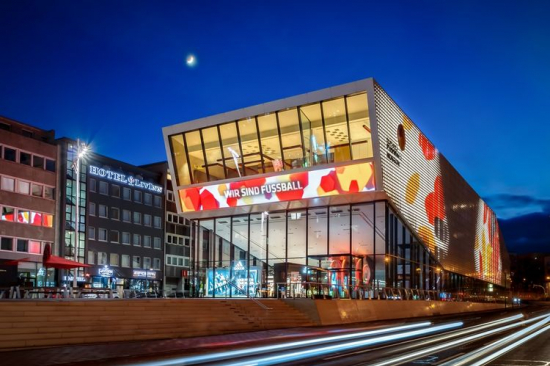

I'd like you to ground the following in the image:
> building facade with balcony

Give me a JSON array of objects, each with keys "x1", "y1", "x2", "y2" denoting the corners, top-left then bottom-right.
[{"x1": 163, "y1": 78, "x2": 511, "y2": 300}]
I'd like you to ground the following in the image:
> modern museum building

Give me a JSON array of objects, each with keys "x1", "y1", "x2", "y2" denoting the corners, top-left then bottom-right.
[{"x1": 163, "y1": 78, "x2": 510, "y2": 299}]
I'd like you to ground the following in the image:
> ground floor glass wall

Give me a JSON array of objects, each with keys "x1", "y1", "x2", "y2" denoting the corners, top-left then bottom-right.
[
  {"x1": 189, "y1": 201, "x2": 504, "y2": 299},
  {"x1": 192, "y1": 201, "x2": 382, "y2": 298}
]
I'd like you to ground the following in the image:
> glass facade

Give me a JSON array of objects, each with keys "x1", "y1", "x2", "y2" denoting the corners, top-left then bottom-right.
[
  {"x1": 170, "y1": 92, "x2": 373, "y2": 187},
  {"x1": 165, "y1": 79, "x2": 510, "y2": 300},
  {"x1": 190, "y1": 201, "x2": 454, "y2": 299},
  {"x1": 64, "y1": 142, "x2": 87, "y2": 268}
]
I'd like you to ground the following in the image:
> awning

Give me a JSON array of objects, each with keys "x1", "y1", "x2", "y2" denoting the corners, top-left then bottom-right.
[
  {"x1": 3, "y1": 258, "x2": 33, "y2": 266},
  {"x1": 42, "y1": 243, "x2": 91, "y2": 270},
  {"x1": 44, "y1": 255, "x2": 92, "y2": 270}
]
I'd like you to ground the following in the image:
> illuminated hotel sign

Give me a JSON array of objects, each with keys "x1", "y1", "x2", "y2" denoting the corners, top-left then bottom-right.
[
  {"x1": 89, "y1": 165, "x2": 163, "y2": 193},
  {"x1": 178, "y1": 161, "x2": 376, "y2": 213}
]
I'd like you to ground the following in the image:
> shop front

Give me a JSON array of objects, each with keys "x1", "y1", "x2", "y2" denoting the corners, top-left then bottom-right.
[
  {"x1": 86, "y1": 266, "x2": 162, "y2": 296},
  {"x1": 193, "y1": 201, "x2": 398, "y2": 298}
]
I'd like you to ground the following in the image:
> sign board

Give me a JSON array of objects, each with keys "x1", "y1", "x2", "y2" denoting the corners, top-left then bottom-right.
[
  {"x1": 178, "y1": 161, "x2": 376, "y2": 212},
  {"x1": 89, "y1": 165, "x2": 163, "y2": 193},
  {"x1": 133, "y1": 270, "x2": 156, "y2": 279}
]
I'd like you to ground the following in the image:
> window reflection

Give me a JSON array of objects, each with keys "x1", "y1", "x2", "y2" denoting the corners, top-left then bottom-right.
[
  {"x1": 352, "y1": 203, "x2": 374, "y2": 255},
  {"x1": 278, "y1": 108, "x2": 303, "y2": 170},
  {"x1": 185, "y1": 130, "x2": 207, "y2": 183},
  {"x1": 170, "y1": 134, "x2": 191, "y2": 186},
  {"x1": 329, "y1": 205, "x2": 350, "y2": 254},
  {"x1": 287, "y1": 210, "x2": 306, "y2": 265},
  {"x1": 238, "y1": 118, "x2": 264, "y2": 176},
  {"x1": 346, "y1": 93, "x2": 373, "y2": 159},
  {"x1": 219, "y1": 122, "x2": 243, "y2": 179},
  {"x1": 323, "y1": 98, "x2": 351, "y2": 162},
  {"x1": 308, "y1": 208, "x2": 327, "y2": 256},
  {"x1": 201, "y1": 126, "x2": 224, "y2": 182},
  {"x1": 300, "y1": 103, "x2": 326, "y2": 166},
  {"x1": 257, "y1": 114, "x2": 284, "y2": 173}
]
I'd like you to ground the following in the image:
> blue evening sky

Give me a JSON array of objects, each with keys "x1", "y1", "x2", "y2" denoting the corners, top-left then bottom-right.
[{"x1": 1, "y1": 0, "x2": 549, "y2": 219}]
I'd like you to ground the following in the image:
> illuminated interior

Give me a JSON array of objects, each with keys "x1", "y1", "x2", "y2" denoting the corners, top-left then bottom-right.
[{"x1": 170, "y1": 92, "x2": 373, "y2": 186}]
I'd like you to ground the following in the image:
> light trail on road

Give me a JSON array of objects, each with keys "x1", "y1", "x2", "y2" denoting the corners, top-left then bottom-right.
[
  {"x1": 136, "y1": 321, "x2": 432, "y2": 366},
  {"x1": 324, "y1": 313, "x2": 524, "y2": 363},
  {"x1": 372, "y1": 313, "x2": 550, "y2": 366},
  {"x1": 222, "y1": 322, "x2": 463, "y2": 366},
  {"x1": 443, "y1": 313, "x2": 550, "y2": 366}
]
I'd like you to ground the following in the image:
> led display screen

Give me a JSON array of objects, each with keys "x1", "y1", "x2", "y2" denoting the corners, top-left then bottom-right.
[
  {"x1": 374, "y1": 83, "x2": 508, "y2": 286},
  {"x1": 178, "y1": 162, "x2": 376, "y2": 212}
]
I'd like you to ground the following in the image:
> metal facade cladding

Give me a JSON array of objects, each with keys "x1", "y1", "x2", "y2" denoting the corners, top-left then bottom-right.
[{"x1": 373, "y1": 82, "x2": 508, "y2": 286}]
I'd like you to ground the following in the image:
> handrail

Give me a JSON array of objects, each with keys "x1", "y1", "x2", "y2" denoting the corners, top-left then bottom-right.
[
  {"x1": 271, "y1": 281, "x2": 510, "y2": 304},
  {"x1": 226, "y1": 280, "x2": 271, "y2": 310}
]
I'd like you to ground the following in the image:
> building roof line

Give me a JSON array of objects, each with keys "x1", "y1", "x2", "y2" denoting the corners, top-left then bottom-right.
[{"x1": 162, "y1": 77, "x2": 374, "y2": 135}]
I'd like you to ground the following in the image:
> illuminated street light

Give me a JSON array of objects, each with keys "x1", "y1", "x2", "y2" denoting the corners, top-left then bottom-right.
[{"x1": 72, "y1": 139, "x2": 89, "y2": 288}]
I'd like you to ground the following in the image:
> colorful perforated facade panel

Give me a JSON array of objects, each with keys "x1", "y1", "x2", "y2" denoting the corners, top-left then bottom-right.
[{"x1": 374, "y1": 83, "x2": 507, "y2": 286}]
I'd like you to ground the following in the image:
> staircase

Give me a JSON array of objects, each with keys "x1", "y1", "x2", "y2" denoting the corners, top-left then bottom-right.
[{"x1": 0, "y1": 299, "x2": 315, "y2": 350}]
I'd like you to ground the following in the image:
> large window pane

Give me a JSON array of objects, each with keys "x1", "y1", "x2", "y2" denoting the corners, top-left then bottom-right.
[
  {"x1": 329, "y1": 205, "x2": 350, "y2": 254},
  {"x1": 278, "y1": 109, "x2": 303, "y2": 170},
  {"x1": 300, "y1": 103, "x2": 326, "y2": 166},
  {"x1": 308, "y1": 208, "x2": 327, "y2": 256},
  {"x1": 352, "y1": 203, "x2": 374, "y2": 256},
  {"x1": 185, "y1": 130, "x2": 207, "y2": 183},
  {"x1": 238, "y1": 118, "x2": 264, "y2": 175},
  {"x1": 347, "y1": 93, "x2": 373, "y2": 159},
  {"x1": 287, "y1": 210, "x2": 306, "y2": 265},
  {"x1": 323, "y1": 98, "x2": 351, "y2": 162},
  {"x1": 231, "y1": 215, "x2": 249, "y2": 297},
  {"x1": 375, "y1": 201, "x2": 386, "y2": 255},
  {"x1": 257, "y1": 114, "x2": 283, "y2": 173},
  {"x1": 219, "y1": 122, "x2": 243, "y2": 179},
  {"x1": 268, "y1": 212, "x2": 286, "y2": 295},
  {"x1": 202, "y1": 126, "x2": 224, "y2": 181},
  {"x1": 375, "y1": 255, "x2": 386, "y2": 288},
  {"x1": 170, "y1": 134, "x2": 191, "y2": 186},
  {"x1": 249, "y1": 213, "x2": 266, "y2": 261},
  {"x1": 248, "y1": 213, "x2": 265, "y2": 296}
]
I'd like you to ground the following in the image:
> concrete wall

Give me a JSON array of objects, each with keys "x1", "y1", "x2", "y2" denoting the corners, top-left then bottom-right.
[{"x1": 284, "y1": 299, "x2": 506, "y2": 326}]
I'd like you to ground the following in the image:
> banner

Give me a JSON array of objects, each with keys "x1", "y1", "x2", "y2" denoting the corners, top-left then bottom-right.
[{"x1": 178, "y1": 162, "x2": 376, "y2": 212}]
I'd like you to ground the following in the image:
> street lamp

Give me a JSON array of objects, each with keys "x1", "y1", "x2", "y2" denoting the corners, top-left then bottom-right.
[{"x1": 72, "y1": 139, "x2": 89, "y2": 288}]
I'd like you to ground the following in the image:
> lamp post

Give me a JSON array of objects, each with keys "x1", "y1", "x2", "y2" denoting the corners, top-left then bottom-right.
[{"x1": 72, "y1": 140, "x2": 89, "y2": 288}]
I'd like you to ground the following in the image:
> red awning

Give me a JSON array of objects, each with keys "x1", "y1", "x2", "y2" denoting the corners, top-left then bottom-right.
[
  {"x1": 44, "y1": 255, "x2": 92, "y2": 270},
  {"x1": 3, "y1": 258, "x2": 33, "y2": 266},
  {"x1": 41, "y1": 243, "x2": 91, "y2": 269}
]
